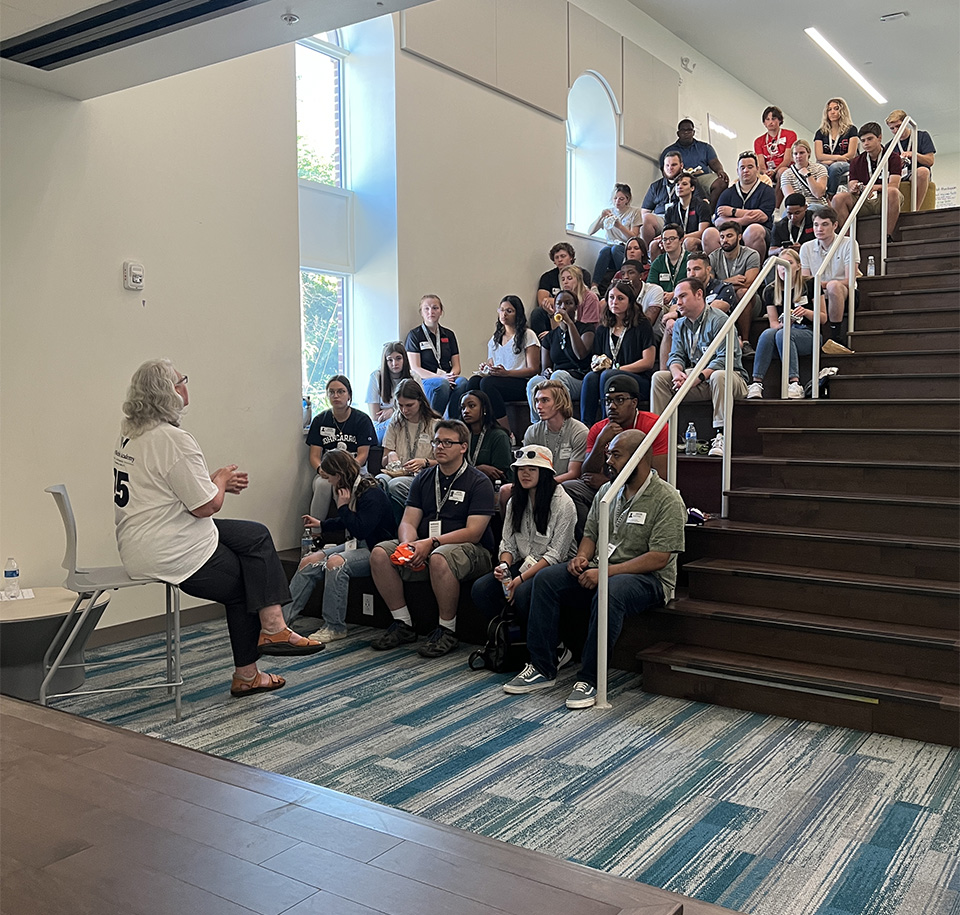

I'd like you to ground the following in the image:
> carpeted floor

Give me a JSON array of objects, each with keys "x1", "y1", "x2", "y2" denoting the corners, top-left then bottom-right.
[{"x1": 50, "y1": 620, "x2": 960, "y2": 915}]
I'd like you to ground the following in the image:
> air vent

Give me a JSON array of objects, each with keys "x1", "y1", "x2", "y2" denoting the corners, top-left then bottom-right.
[{"x1": 1, "y1": 0, "x2": 269, "y2": 70}]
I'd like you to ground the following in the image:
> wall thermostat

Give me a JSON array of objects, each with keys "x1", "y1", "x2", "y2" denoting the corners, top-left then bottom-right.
[{"x1": 123, "y1": 261, "x2": 144, "y2": 290}]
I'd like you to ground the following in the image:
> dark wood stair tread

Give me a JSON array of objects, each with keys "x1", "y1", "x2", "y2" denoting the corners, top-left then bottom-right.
[
  {"x1": 684, "y1": 557, "x2": 960, "y2": 596},
  {"x1": 639, "y1": 643, "x2": 960, "y2": 709},
  {"x1": 866, "y1": 288, "x2": 960, "y2": 298},
  {"x1": 757, "y1": 426, "x2": 959, "y2": 436},
  {"x1": 663, "y1": 598, "x2": 959, "y2": 647},
  {"x1": 733, "y1": 454, "x2": 957, "y2": 471}
]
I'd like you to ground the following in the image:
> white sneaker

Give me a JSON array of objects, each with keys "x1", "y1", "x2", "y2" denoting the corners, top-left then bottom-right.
[
  {"x1": 746, "y1": 382, "x2": 763, "y2": 399},
  {"x1": 309, "y1": 626, "x2": 348, "y2": 643},
  {"x1": 787, "y1": 382, "x2": 805, "y2": 400},
  {"x1": 708, "y1": 433, "x2": 724, "y2": 457}
]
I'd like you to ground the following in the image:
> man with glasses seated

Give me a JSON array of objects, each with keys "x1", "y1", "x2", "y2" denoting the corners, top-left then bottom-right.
[
  {"x1": 563, "y1": 375, "x2": 668, "y2": 538},
  {"x1": 503, "y1": 429, "x2": 686, "y2": 709},
  {"x1": 369, "y1": 420, "x2": 495, "y2": 658}
]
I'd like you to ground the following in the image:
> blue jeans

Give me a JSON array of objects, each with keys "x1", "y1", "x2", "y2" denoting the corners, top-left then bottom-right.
[
  {"x1": 593, "y1": 244, "x2": 625, "y2": 292},
  {"x1": 827, "y1": 161, "x2": 850, "y2": 195},
  {"x1": 580, "y1": 368, "x2": 651, "y2": 426},
  {"x1": 421, "y1": 375, "x2": 470, "y2": 418},
  {"x1": 527, "y1": 563, "x2": 664, "y2": 685},
  {"x1": 281, "y1": 542, "x2": 371, "y2": 631},
  {"x1": 526, "y1": 372, "x2": 583, "y2": 423},
  {"x1": 752, "y1": 325, "x2": 816, "y2": 381}
]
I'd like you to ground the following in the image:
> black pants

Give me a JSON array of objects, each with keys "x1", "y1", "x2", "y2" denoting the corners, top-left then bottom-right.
[
  {"x1": 179, "y1": 519, "x2": 291, "y2": 668},
  {"x1": 466, "y1": 374, "x2": 529, "y2": 420}
]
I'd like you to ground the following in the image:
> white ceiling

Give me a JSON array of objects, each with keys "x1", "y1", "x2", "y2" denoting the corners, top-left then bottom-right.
[{"x1": 628, "y1": 0, "x2": 959, "y2": 156}]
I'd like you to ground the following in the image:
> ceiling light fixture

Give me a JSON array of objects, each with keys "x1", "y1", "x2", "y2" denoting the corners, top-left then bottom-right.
[
  {"x1": 804, "y1": 27, "x2": 887, "y2": 104},
  {"x1": 281, "y1": 12, "x2": 300, "y2": 24}
]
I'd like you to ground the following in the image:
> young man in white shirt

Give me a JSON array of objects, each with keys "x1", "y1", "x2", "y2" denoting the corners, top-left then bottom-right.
[{"x1": 799, "y1": 207, "x2": 860, "y2": 344}]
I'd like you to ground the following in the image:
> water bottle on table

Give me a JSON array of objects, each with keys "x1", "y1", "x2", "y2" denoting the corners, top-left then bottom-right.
[{"x1": 4, "y1": 558, "x2": 20, "y2": 599}]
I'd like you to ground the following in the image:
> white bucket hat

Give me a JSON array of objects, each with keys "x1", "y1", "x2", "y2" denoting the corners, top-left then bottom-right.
[{"x1": 511, "y1": 444, "x2": 555, "y2": 473}]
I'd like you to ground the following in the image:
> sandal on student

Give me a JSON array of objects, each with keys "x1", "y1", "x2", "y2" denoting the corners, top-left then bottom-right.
[
  {"x1": 230, "y1": 670, "x2": 286, "y2": 697},
  {"x1": 258, "y1": 627, "x2": 325, "y2": 656}
]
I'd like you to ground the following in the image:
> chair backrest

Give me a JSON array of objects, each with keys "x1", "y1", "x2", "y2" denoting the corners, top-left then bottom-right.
[{"x1": 45, "y1": 484, "x2": 80, "y2": 575}]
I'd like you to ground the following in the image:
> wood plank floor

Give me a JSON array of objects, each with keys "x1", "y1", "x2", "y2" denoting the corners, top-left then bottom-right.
[{"x1": 0, "y1": 697, "x2": 737, "y2": 915}]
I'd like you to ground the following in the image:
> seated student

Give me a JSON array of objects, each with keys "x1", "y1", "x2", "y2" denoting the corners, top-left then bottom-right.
[
  {"x1": 471, "y1": 445, "x2": 577, "y2": 629},
  {"x1": 814, "y1": 97, "x2": 859, "y2": 197},
  {"x1": 503, "y1": 429, "x2": 686, "y2": 709},
  {"x1": 610, "y1": 236, "x2": 650, "y2": 286},
  {"x1": 662, "y1": 119, "x2": 729, "y2": 211},
  {"x1": 651, "y1": 278, "x2": 749, "y2": 458},
  {"x1": 536, "y1": 242, "x2": 592, "y2": 316},
  {"x1": 620, "y1": 259, "x2": 665, "y2": 344},
  {"x1": 753, "y1": 106, "x2": 797, "y2": 210},
  {"x1": 581, "y1": 282, "x2": 657, "y2": 427},
  {"x1": 459, "y1": 390, "x2": 513, "y2": 484},
  {"x1": 657, "y1": 252, "x2": 736, "y2": 370},
  {"x1": 708, "y1": 222, "x2": 761, "y2": 351},
  {"x1": 464, "y1": 295, "x2": 540, "y2": 434},
  {"x1": 748, "y1": 248, "x2": 825, "y2": 401},
  {"x1": 703, "y1": 152, "x2": 776, "y2": 260},
  {"x1": 799, "y1": 206, "x2": 860, "y2": 344},
  {"x1": 886, "y1": 109, "x2": 936, "y2": 208},
  {"x1": 525, "y1": 291, "x2": 594, "y2": 422},
  {"x1": 647, "y1": 224, "x2": 690, "y2": 308},
  {"x1": 587, "y1": 183, "x2": 642, "y2": 295},
  {"x1": 663, "y1": 172, "x2": 711, "y2": 251},
  {"x1": 771, "y1": 194, "x2": 816, "y2": 257},
  {"x1": 369, "y1": 419, "x2": 495, "y2": 658},
  {"x1": 285, "y1": 451, "x2": 395, "y2": 643},
  {"x1": 559, "y1": 264, "x2": 602, "y2": 325},
  {"x1": 833, "y1": 122, "x2": 904, "y2": 242},
  {"x1": 564, "y1": 374, "x2": 669, "y2": 533},
  {"x1": 405, "y1": 294, "x2": 470, "y2": 417},
  {"x1": 306, "y1": 375, "x2": 377, "y2": 520},
  {"x1": 377, "y1": 379, "x2": 442, "y2": 520},
  {"x1": 640, "y1": 150, "x2": 685, "y2": 254},
  {"x1": 780, "y1": 141, "x2": 828, "y2": 212},
  {"x1": 366, "y1": 342, "x2": 417, "y2": 442}
]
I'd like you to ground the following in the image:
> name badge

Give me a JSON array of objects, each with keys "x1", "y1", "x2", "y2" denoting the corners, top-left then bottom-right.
[
  {"x1": 449, "y1": 490, "x2": 465, "y2": 503},
  {"x1": 659, "y1": 273, "x2": 671, "y2": 282},
  {"x1": 428, "y1": 520, "x2": 442, "y2": 538},
  {"x1": 607, "y1": 542, "x2": 619, "y2": 559},
  {"x1": 345, "y1": 538, "x2": 358, "y2": 552},
  {"x1": 627, "y1": 511, "x2": 647, "y2": 525},
  {"x1": 558, "y1": 446, "x2": 572, "y2": 459},
  {"x1": 320, "y1": 426, "x2": 335, "y2": 437},
  {"x1": 419, "y1": 341, "x2": 431, "y2": 350},
  {"x1": 418, "y1": 433, "x2": 431, "y2": 443}
]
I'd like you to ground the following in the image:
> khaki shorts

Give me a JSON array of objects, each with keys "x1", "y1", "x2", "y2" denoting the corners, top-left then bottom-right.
[
  {"x1": 695, "y1": 172, "x2": 719, "y2": 199},
  {"x1": 860, "y1": 190, "x2": 904, "y2": 216},
  {"x1": 375, "y1": 539, "x2": 492, "y2": 582}
]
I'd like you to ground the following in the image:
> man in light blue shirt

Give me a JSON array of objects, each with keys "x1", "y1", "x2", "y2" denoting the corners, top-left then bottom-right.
[{"x1": 650, "y1": 277, "x2": 749, "y2": 457}]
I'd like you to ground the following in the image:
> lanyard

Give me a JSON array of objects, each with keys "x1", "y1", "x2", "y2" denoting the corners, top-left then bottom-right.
[
  {"x1": 734, "y1": 180, "x2": 761, "y2": 208},
  {"x1": 612, "y1": 470, "x2": 655, "y2": 536},
  {"x1": 789, "y1": 218, "x2": 805, "y2": 246},
  {"x1": 421, "y1": 323, "x2": 442, "y2": 366},
  {"x1": 609, "y1": 327, "x2": 627, "y2": 366},
  {"x1": 468, "y1": 430, "x2": 486, "y2": 465},
  {"x1": 433, "y1": 461, "x2": 468, "y2": 519},
  {"x1": 666, "y1": 250, "x2": 687, "y2": 286}
]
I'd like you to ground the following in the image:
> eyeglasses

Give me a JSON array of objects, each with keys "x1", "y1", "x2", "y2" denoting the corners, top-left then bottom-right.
[
  {"x1": 604, "y1": 395, "x2": 633, "y2": 406},
  {"x1": 176, "y1": 375, "x2": 188, "y2": 385},
  {"x1": 432, "y1": 438, "x2": 463, "y2": 448}
]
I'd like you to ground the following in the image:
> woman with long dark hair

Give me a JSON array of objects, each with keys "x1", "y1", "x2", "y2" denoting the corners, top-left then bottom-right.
[
  {"x1": 463, "y1": 295, "x2": 539, "y2": 436},
  {"x1": 459, "y1": 389, "x2": 512, "y2": 483},
  {"x1": 470, "y1": 445, "x2": 576, "y2": 626},
  {"x1": 366, "y1": 342, "x2": 416, "y2": 441}
]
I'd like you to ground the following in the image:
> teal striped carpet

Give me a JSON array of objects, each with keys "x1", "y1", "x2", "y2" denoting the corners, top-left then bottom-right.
[{"x1": 51, "y1": 620, "x2": 960, "y2": 915}]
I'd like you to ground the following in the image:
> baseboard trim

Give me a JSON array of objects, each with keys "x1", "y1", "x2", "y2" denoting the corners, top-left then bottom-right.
[{"x1": 87, "y1": 603, "x2": 222, "y2": 648}]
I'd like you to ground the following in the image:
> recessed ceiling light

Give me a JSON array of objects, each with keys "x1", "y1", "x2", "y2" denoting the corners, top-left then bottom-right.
[{"x1": 804, "y1": 27, "x2": 887, "y2": 104}]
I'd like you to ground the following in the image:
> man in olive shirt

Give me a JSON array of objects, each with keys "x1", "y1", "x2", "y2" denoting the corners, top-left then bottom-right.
[{"x1": 505, "y1": 429, "x2": 686, "y2": 709}]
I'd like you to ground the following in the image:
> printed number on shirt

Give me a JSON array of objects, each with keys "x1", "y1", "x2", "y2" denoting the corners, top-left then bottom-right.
[{"x1": 113, "y1": 469, "x2": 130, "y2": 507}]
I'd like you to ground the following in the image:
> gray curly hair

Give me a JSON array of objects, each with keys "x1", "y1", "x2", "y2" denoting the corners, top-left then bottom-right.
[{"x1": 121, "y1": 358, "x2": 184, "y2": 437}]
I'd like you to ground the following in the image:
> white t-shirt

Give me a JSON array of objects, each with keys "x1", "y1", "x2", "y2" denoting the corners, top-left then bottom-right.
[
  {"x1": 604, "y1": 206, "x2": 642, "y2": 244},
  {"x1": 487, "y1": 328, "x2": 540, "y2": 371},
  {"x1": 800, "y1": 235, "x2": 860, "y2": 283},
  {"x1": 113, "y1": 424, "x2": 219, "y2": 584}
]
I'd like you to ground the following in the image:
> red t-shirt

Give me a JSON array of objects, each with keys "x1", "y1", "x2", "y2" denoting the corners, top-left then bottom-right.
[
  {"x1": 586, "y1": 411, "x2": 669, "y2": 455},
  {"x1": 754, "y1": 128, "x2": 798, "y2": 171}
]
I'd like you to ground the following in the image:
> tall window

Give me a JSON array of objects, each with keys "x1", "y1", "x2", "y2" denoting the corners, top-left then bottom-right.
[
  {"x1": 566, "y1": 73, "x2": 617, "y2": 232},
  {"x1": 297, "y1": 33, "x2": 343, "y2": 186},
  {"x1": 300, "y1": 270, "x2": 345, "y2": 408}
]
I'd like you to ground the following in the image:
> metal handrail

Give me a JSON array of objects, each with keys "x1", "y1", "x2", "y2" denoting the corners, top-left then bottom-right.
[
  {"x1": 810, "y1": 117, "x2": 917, "y2": 391},
  {"x1": 594, "y1": 255, "x2": 792, "y2": 708}
]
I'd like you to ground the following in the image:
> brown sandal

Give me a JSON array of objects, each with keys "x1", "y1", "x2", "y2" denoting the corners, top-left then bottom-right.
[
  {"x1": 257, "y1": 627, "x2": 325, "y2": 656},
  {"x1": 230, "y1": 670, "x2": 286, "y2": 697}
]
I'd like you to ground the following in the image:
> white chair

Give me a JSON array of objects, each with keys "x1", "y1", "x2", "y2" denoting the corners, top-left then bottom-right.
[{"x1": 41, "y1": 484, "x2": 182, "y2": 720}]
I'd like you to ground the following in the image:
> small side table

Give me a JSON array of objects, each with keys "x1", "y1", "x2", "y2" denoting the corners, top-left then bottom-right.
[{"x1": 0, "y1": 587, "x2": 110, "y2": 701}]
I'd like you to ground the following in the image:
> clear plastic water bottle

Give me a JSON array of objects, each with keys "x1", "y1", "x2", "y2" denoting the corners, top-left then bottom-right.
[
  {"x1": 685, "y1": 422, "x2": 698, "y2": 455},
  {"x1": 302, "y1": 396, "x2": 312, "y2": 430},
  {"x1": 499, "y1": 562, "x2": 511, "y2": 597},
  {"x1": 4, "y1": 558, "x2": 20, "y2": 599},
  {"x1": 301, "y1": 526, "x2": 315, "y2": 559},
  {"x1": 867, "y1": 256, "x2": 876, "y2": 277}
]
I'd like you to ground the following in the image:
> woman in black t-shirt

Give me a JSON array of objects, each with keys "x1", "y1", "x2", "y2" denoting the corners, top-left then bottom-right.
[
  {"x1": 814, "y1": 97, "x2": 859, "y2": 196},
  {"x1": 404, "y1": 294, "x2": 470, "y2": 417}
]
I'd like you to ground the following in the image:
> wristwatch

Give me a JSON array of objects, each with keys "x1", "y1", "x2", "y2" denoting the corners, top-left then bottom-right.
[
  {"x1": 698, "y1": 371, "x2": 707, "y2": 383},
  {"x1": 431, "y1": 537, "x2": 441, "y2": 550}
]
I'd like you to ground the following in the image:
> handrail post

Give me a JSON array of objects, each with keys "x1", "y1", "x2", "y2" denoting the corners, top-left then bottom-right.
[
  {"x1": 910, "y1": 125, "x2": 918, "y2": 213},
  {"x1": 667, "y1": 412, "x2": 677, "y2": 485},
  {"x1": 781, "y1": 265, "x2": 794, "y2": 399},
  {"x1": 880, "y1": 158, "x2": 889, "y2": 276},
  {"x1": 848, "y1": 214, "x2": 858, "y2": 338},
  {"x1": 721, "y1": 326, "x2": 734, "y2": 518},
  {"x1": 812, "y1": 275, "x2": 822, "y2": 398},
  {"x1": 596, "y1": 497, "x2": 611, "y2": 709}
]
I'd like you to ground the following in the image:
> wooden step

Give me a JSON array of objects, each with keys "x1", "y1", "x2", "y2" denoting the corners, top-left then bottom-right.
[
  {"x1": 827, "y1": 373, "x2": 960, "y2": 399},
  {"x1": 857, "y1": 208, "x2": 960, "y2": 245},
  {"x1": 845, "y1": 328, "x2": 959, "y2": 352},
  {"x1": 724, "y1": 487, "x2": 959, "y2": 538},
  {"x1": 821, "y1": 349, "x2": 954, "y2": 373},
  {"x1": 730, "y1": 454, "x2": 957, "y2": 497},
  {"x1": 683, "y1": 520, "x2": 959, "y2": 582},
  {"x1": 877, "y1": 254, "x2": 960, "y2": 276},
  {"x1": 899, "y1": 220, "x2": 960, "y2": 241},
  {"x1": 639, "y1": 642, "x2": 960, "y2": 746},
  {"x1": 864, "y1": 237, "x2": 960, "y2": 257},
  {"x1": 854, "y1": 306, "x2": 958, "y2": 331},
  {"x1": 857, "y1": 271, "x2": 960, "y2": 293},
  {"x1": 860, "y1": 287, "x2": 960, "y2": 311},
  {"x1": 652, "y1": 598, "x2": 959, "y2": 683},
  {"x1": 755, "y1": 426, "x2": 960, "y2": 461}
]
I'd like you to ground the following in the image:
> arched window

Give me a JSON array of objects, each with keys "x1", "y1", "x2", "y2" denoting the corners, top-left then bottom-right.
[{"x1": 566, "y1": 73, "x2": 618, "y2": 232}]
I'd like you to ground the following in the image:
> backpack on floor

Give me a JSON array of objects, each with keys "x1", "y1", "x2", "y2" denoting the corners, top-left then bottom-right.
[{"x1": 468, "y1": 611, "x2": 526, "y2": 673}]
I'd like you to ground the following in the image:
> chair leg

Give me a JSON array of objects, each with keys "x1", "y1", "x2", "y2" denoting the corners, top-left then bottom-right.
[
  {"x1": 39, "y1": 590, "x2": 103, "y2": 707},
  {"x1": 42, "y1": 593, "x2": 85, "y2": 679},
  {"x1": 171, "y1": 585, "x2": 182, "y2": 722}
]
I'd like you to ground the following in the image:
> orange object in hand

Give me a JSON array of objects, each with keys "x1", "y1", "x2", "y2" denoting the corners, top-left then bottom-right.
[{"x1": 390, "y1": 542, "x2": 425, "y2": 571}]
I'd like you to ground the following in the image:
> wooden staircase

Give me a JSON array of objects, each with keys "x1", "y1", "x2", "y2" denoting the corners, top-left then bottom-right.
[{"x1": 640, "y1": 207, "x2": 960, "y2": 746}]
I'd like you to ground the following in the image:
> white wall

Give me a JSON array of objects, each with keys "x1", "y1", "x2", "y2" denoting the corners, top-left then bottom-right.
[{"x1": 0, "y1": 46, "x2": 303, "y2": 627}]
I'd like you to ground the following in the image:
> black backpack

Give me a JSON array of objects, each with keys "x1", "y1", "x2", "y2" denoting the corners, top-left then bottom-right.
[{"x1": 468, "y1": 611, "x2": 526, "y2": 673}]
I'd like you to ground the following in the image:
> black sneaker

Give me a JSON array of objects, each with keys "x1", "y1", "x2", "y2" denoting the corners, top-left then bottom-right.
[
  {"x1": 417, "y1": 626, "x2": 459, "y2": 658},
  {"x1": 370, "y1": 620, "x2": 417, "y2": 650}
]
